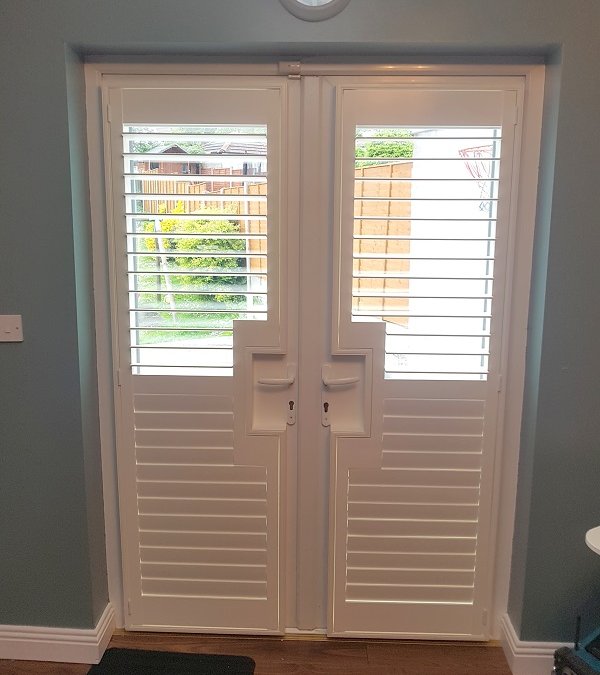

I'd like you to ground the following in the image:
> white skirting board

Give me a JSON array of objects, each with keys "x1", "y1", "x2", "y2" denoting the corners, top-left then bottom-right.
[
  {"x1": 501, "y1": 613, "x2": 570, "y2": 675},
  {"x1": 0, "y1": 603, "x2": 115, "y2": 664}
]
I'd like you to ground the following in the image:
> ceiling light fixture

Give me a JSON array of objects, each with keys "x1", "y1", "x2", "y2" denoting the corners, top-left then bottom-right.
[{"x1": 280, "y1": 0, "x2": 350, "y2": 21}]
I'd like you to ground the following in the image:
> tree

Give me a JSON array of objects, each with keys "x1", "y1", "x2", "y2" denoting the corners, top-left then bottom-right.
[
  {"x1": 137, "y1": 201, "x2": 246, "y2": 311},
  {"x1": 355, "y1": 128, "x2": 413, "y2": 166}
]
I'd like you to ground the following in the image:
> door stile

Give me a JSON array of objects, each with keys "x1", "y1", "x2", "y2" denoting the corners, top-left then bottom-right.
[
  {"x1": 280, "y1": 78, "x2": 302, "y2": 632},
  {"x1": 468, "y1": 88, "x2": 523, "y2": 636},
  {"x1": 103, "y1": 84, "x2": 144, "y2": 623},
  {"x1": 326, "y1": 79, "x2": 390, "y2": 638},
  {"x1": 294, "y1": 76, "x2": 336, "y2": 631}
]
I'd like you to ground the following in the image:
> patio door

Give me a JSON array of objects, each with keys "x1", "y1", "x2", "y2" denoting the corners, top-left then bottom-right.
[
  {"x1": 104, "y1": 76, "x2": 296, "y2": 633},
  {"x1": 324, "y1": 82, "x2": 518, "y2": 638},
  {"x1": 102, "y1": 72, "x2": 526, "y2": 639}
]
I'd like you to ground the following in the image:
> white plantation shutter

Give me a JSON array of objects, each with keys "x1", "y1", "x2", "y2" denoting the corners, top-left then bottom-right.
[
  {"x1": 133, "y1": 379, "x2": 269, "y2": 604},
  {"x1": 330, "y1": 85, "x2": 517, "y2": 638},
  {"x1": 124, "y1": 375, "x2": 283, "y2": 630},
  {"x1": 352, "y1": 126, "x2": 501, "y2": 380},
  {"x1": 346, "y1": 386, "x2": 484, "y2": 606},
  {"x1": 106, "y1": 80, "x2": 287, "y2": 633},
  {"x1": 334, "y1": 380, "x2": 491, "y2": 637},
  {"x1": 123, "y1": 124, "x2": 269, "y2": 376}
]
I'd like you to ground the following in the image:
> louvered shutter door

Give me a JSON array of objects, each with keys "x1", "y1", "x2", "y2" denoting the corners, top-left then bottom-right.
[
  {"x1": 329, "y1": 85, "x2": 518, "y2": 638},
  {"x1": 106, "y1": 78, "x2": 289, "y2": 633}
]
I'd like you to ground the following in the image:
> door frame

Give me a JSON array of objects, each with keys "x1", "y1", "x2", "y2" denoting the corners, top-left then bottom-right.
[{"x1": 85, "y1": 60, "x2": 545, "y2": 637}]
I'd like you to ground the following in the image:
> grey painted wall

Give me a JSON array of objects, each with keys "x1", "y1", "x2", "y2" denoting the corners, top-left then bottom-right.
[{"x1": 0, "y1": 0, "x2": 599, "y2": 640}]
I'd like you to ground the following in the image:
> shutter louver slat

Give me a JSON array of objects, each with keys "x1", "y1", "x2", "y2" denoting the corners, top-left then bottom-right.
[
  {"x1": 344, "y1": 392, "x2": 484, "y2": 609},
  {"x1": 352, "y1": 126, "x2": 501, "y2": 380},
  {"x1": 123, "y1": 124, "x2": 269, "y2": 376},
  {"x1": 134, "y1": 389, "x2": 269, "y2": 602}
]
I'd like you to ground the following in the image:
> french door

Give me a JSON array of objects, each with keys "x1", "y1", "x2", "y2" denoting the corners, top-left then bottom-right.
[{"x1": 102, "y1": 72, "x2": 525, "y2": 639}]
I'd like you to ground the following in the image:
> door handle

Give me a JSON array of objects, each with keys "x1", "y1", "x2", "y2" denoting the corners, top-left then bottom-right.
[
  {"x1": 257, "y1": 363, "x2": 296, "y2": 387},
  {"x1": 321, "y1": 364, "x2": 359, "y2": 387}
]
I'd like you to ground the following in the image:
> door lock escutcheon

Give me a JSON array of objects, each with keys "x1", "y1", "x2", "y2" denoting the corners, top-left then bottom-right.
[
  {"x1": 287, "y1": 400, "x2": 296, "y2": 425},
  {"x1": 322, "y1": 400, "x2": 330, "y2": 427}
]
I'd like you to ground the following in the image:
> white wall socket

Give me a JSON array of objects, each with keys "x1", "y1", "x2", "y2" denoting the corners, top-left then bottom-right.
[{"x1": 0, "y1": 315, "x2": 24, "y2": 342}]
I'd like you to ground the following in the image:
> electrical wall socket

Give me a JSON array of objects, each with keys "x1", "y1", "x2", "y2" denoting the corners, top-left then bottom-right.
[{"x1": 0, "y1": 315, "x2": 23, "y2": 342}]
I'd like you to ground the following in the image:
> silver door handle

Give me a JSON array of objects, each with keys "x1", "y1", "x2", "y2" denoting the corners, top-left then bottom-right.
[
  {"x1": 257, "y1": 363, "x2": 296, "y2": 387},
  {"x1": 322, "y1": 364, "x2": 359, "y2": 387}
]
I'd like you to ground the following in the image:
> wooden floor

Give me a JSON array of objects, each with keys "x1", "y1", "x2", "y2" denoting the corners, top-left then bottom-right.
[{"x1": 0, "y1": 631, "x2": 513, "y2": 674}]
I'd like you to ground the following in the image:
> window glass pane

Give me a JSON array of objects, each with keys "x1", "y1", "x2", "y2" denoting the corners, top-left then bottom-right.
[
  {"x1": 123, "y1": 124, "x2": 268, "y2": 375},
  {"x1": 352, "y1": 126, "x2": 501, "y2": 380}
]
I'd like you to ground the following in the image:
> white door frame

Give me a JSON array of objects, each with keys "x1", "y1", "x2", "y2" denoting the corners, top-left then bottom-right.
[{"x1": 85, "y1": 60, "x2": 544, "y2": 636}]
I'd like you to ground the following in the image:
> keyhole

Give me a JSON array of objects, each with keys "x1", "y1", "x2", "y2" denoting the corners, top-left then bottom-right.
[
  {"x1": 323, "y1": 401, "x2": 329, "y2": 413},
  {"x1": 289, "y1": 400, "x2": 295, "y2": 411}
]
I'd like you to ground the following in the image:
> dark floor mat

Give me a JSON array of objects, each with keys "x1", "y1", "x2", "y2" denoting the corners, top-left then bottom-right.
[{"x1": 88, "y1": 648, "x2": 255, "y2": 674}]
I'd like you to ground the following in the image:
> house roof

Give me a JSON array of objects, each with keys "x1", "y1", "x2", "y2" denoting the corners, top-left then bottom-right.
[
  {"x1": 202, "y1": 140, "x2": 267, "y2": 155},
  {"x1": 149, "y1": 143, "x2": 188, "y2": 154},
  {"x1": 147, "y1": 140, "x2": 267, "y2": 157}
]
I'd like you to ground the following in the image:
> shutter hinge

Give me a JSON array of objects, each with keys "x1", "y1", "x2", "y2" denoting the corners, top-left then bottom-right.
[
  {"x1": 513, "y1": 104, "x2": 521, "y2": 127},
  {"x1": 106, "y1": 103, "x2": 112, "y2": 124},
  {"x1": 127, "y1": 599, "x2": 132, "y2": 616},
  {"x1": 497, "y1": 374, "x2": 503, "y2": 393},
  {"x1": 279, "y1": 61, "x2": 302, "y2": 79},
  {"x1": 116, "y1": 369, "x2": 122, "y2": 387},
  {"x1": 482, "y1": 608, "x2": 488, "y2": 626},
  {"x1": 503, "y1": 94, "x2": 519, "y2": 126}
]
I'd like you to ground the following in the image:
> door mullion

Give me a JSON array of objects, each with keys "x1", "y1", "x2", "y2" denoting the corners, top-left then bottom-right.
[{"x1": 294, "y1": 76, "x2": 333, "y2": 631}]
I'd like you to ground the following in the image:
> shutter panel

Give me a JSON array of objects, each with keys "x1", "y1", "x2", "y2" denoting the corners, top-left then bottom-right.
[
  {"x1": 329, "y1": 84, "x2": 517, "y2": 638},
  {"x1": 124, "y1": 376, "x2": 280, "y2": 629},
  {"x1": 122, "y1": 124, "x2": 269, "y2": 376},
  {"x1": 352, "y1": 126, "x2": 502, "y2": 380},
  {"x1": 346, "y1": 389, "x2": 484, "y2": 609},
  {"x1": 331, "y1": 381, "x2": 490, "y2": 638},
  {"x1": 107, "y1": 79, "x2": 288, "y2": 633}
]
